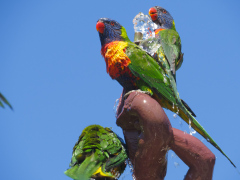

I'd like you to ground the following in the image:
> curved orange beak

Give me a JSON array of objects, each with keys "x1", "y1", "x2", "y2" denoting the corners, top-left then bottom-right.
[
  {"x1": 96, "y1": 21, "x2": 105, "y2": 34},
  {"x1": 149, "y1": 7, "x2": 157, "y2": 21}
]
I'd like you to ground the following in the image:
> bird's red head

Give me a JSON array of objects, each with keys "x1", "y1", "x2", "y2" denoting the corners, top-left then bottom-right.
[
  {"x1": 96, "y1": 21, "x2": 105, "y2": 34},
  {"x1": 149, "y1": 7, "x2": 157, "y2": 21}
]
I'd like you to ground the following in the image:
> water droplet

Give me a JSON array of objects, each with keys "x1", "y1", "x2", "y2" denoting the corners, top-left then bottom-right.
[
  {"x1": 179, "y1": 120, "x2": 183, "y2": 127},
  {"x1": 113, "y1": 98, "x2": 120, "y2": 116},
  {"x1": 127, "y1": 159, "x2": 134, "y2": 173},
  {"x1": 173, "y1": 114, "x2": 177, "y2": 119},
  {"x1": 190, "y1": 129, "x2": 196, "y2": 136},
  {"x1": 188, "y1": 119, "x2": 196, "y2": 135},
  {"x1": 176, "y1": 107, "x2": 179, "y2": 114},
  {"x1": 174, "y1": 162, "x2": 180, "y2": 168},
  {"x1": 163, "y1": 77, "x2": 167, "y2": 83},
  {"x1": 133, "y1": 12, "x2": 157, "y2": 40},
  {"x1": 188, "y1": 119, "x2": 192, "y2": 132},
  {"x1": 171, "y1": 152, "x2": 177, "y2": 159}
]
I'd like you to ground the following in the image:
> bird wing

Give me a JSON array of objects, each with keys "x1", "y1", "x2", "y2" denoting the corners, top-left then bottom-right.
[
  {"x1": 65, "y1": 125, "x2": 127, "y2": 179},
  {"x1": 126, "y1": 43, "x2": 177, "y2": 104},
  {"x1": 159, "y1": 29, "x2": 182, "y2": 78}
]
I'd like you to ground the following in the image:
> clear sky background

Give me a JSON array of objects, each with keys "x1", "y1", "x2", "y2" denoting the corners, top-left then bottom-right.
[{"x1": 1, "y1": 0, "x2": 240, "y2": 179}]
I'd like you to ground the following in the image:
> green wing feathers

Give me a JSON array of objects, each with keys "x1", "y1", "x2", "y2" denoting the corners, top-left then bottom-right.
[
  {"x1": 125, "y1": 42, "x2": 235, "y2": 168},
  {"x1": 65, "y1": 125, "x2": 128, "y2": 180},
  {"x1": 159, "y1": 29, "x2": 183, "y2": 77},
  {"x1": 65, "y1": 153, "x2": 102, "y2": 180},
  {"x1": 126, "y1": 44, "x2": 177, "y2": 104}
]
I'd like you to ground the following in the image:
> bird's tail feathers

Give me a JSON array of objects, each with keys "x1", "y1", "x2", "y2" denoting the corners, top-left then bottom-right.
[{"x1": 178, "y1": 105, "x2": 236, "y2": 168}]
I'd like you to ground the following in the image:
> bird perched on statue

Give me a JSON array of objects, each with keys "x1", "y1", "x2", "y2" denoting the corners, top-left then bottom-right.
[
  {"x1": 0, "y1": 92, "x2": 12, "y2": 110},
  {"x1": 133, "y1": 6, "x2": 183, "y2": 103},
  {"x1": 148, "y1": 6, "x2": 183, "y2": 81},
  {"x1": 64, "y1": 125, "x2": 128, "y2": 180},
  {"x1": 96, "y1": 18, "x2": 236, "y2": 168}
]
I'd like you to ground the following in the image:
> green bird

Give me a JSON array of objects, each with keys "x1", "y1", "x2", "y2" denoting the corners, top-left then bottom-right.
[
  {"x1": 65, "y1": 125, "x2": 128, "y2": 180},
  {"x1": 148, "y1": 6, "x2": 184, "y2": 81},
  {"x1": 0, "y1": 92, "x2": 12, "y2": 110},
  {"x1": 96, "y1": 18, "x2": 236, "y2": 168},
  {"x1": 135, "y1": 8, "x2": 194, "y2": 116}
]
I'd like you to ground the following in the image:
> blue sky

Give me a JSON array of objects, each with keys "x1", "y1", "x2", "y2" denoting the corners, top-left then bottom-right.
[{"x1": 1, "y1": 0, "x2": 240, "y2": 179}]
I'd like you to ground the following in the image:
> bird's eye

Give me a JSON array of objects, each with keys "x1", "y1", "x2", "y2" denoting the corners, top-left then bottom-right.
[
  {"x1": 162, "y1": 10, "x2": 167, "y2": 14},
  {"x1": 111, "y1": 22, "x2": 115, "y2": 26}
]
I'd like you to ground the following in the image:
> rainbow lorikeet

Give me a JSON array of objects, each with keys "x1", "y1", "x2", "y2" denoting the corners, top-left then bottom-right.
[
  {"x1": 148, "y1": 6, "x2": 183, "y2": 80},
  {"x1": 96, "y1": 18, "x2": 235, "y2": 168},
  {"x1": 64, "y1": 125, "x2": 128, "y2": 180},
  {"x1": 134, "y1": 9, "x2": 189, "y2": 116},
  {"x1": 0, "y1": 92, "x2": 12, "y2": 110}
]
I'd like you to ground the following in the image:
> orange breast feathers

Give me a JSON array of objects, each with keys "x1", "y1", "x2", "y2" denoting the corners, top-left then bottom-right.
[{"x1": 101, "y1": 41, "x2": 131, "y2": 79}]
